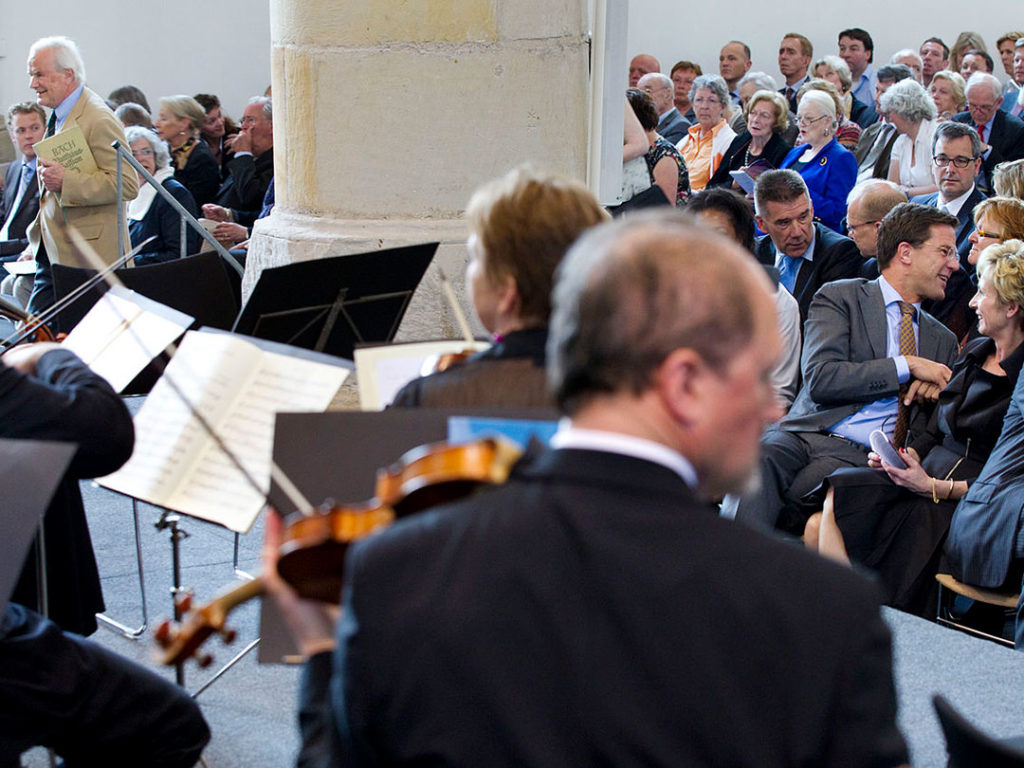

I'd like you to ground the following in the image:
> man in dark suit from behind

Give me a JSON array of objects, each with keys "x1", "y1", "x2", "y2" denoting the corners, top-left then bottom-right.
[
  {"x1": 266, "y1": 211, "x2": 910, "y2": 768},
  {"x1": 638, "y1": 72, "x2": 690, "y2": 145},
  {"x1": 723, "y1": 202, "x2": 960, "y2": 534},
  {"x1": 753, "y1": 169, "x2": 863, "y2": 323},
  {"x1": 910, "y1": 121, "x2": 986, "y2": 337},
  {"x1": 954, "y1": 72, "x2": 1024, "y2": 193},
  {"x1": 854, "y1": 64, "x2": 914, "y2": 182},
  {"x1": 0, "y1": 102, "x2": 44, "y2": 261}
]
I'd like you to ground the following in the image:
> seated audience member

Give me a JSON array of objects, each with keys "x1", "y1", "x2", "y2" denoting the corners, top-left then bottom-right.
[
  {"x1": 107, "y1": 84, "x2": 150, "y2": 113},
  {"x1": 797, "y1": 78, "x2": 861, "y2": 150},
  {"x1": 268, "y1": 210, "x2": 909, "y2": 768},
  {"x1": 686, "y1": 187, "x2": 801, "y2": 409},
  {"x1": 1, "y1": 601, "x2": 209, "y2": 765},
  {"x1": 626, "y1": 88, "x2": 688, "y2": 205},
  {"x1": 854, "y1": 64, "x2": 914, "y2": 182},
  {"x1": 708, "y1": 90, "x2": 791, "y2": 189},
  {"x1": 960, "y1": 198, "x2": 1024, "y2": 342},
  {"x1": 734, "y1": 72, "x2": 789, "y2": 139},
  {"x1": 890, "y1": 49, "x2": 924, "y2": 84},
  {"x1": 155, "y1": 95, "x2": 220, "y2": 207},
  {"x1": 751, "y1": 169, "x2": 862, "y2": 323},
  {"x1": 920, "y1": 37, "x2": 950, "y2": 88},
  {"x1": 125, "y1": 126, "x2": 200, "y2": 266},
  {"x1": 929, "y1": 71, "x2": 967, "y2": 121},
  {"x1": 994, "y1": 157, "x2": 1024, "y2": 197},
  {"x1": 114, "y1": 102, "x2": 152, "y2": 130},
  {"x1": 807, "y1": 240, "x2": 1024, "y2": 616},
  {"x1": 880, "y1": 79, "x2": 939, "y2": 197},
  {"x1": 814, "y1": 54, "x2": 878, "y2": 129},
  {"x1": 670, "y1": 60, "x2": 701, "y2": 122},
  {"x1": 996, "y1": 32, "x2": 1024, "y2": 101},
  {"x1": 194, "y1": 92, "x2": 239, "y2": 179},
  {"x1": 1, "y1": 103, "x2": 44, "y2": 260},
  {"x1": 1004, "y1": 38, "x2": 1024, "y2": 118},
  {"x1": 954, "y1": 73, "x2": 1024, "y2": 192},
  {"x1": 839, "y1": 27, "x2": 877, "y2": 107},
  {"x1": 778, "y1": 33, "x2": 813, "y2": 113},
  {"x1": 725, "y1": 202, "x2": 960, "y2": 534},
  {"x1": 202, "y1": 97, "x2": 274, "y2": 226},
  {"x1": 845, "y1": 179, "x2": 908, "y2": 269},
  {"x1": 959, "y1": 49, "x2": 994, "y2": 81},
  {"x1": 392, "y1": 167, "x2": 607, "y2": 407},
  {"x1": 629, "y1": 53, "x2": 660, "y2": 87},
  {"x1": 638, "y1": 73, "x2": 690, "y2": 146},
  {"x1": 676, "y1": 74, "x2": 736, "y2": 192},
  {"x1": 781, "y1": 90, "x2": 857, "y2": 232},
  {"x1": 949, "y1": 32, "x2": 989, "y2": 75},
  {"x1": 719, "y1": 40, "x2": 753, "y2": 105}
]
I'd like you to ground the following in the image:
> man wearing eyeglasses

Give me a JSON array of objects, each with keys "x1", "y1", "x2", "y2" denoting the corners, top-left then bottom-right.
[
  {"x1": 910, "y1": 121, "x2": 986, "y2": 337},
  {"x1": 845, "y1": 179, "x2": 907, "y2": 266},
  {"x1": 638, "y1": 72, "x2": 691, "y2": 145},
  {"x1": 953, "y1": 73, "x2": 1024, "y2": 191}
]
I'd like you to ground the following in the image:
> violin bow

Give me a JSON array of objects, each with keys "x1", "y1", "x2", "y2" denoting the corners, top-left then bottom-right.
[{"x1": 437, "y1": 267, "x2": 477, "y2": 344}]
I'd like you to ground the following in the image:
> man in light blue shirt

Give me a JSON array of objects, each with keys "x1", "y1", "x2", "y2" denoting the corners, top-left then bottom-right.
[{"x1": 840, "y1": 28, "x2": 878, "y2": 107}]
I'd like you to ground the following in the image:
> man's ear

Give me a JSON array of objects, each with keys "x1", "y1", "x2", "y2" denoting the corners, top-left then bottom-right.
[
  {"x1": 896, "y1": 240, "x2": 914, "y2": 265},
  {"x1": 495, "y1": 275, "x2": 520, "y2": 318},
  {"x1": 654, "y1": 347, "x2": 708, "y2": 428}
]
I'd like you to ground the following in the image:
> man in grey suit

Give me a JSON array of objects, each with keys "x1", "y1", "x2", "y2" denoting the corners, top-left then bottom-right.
[
  {"x1": 638, "y1": 73, "x2": 690, "y2": 145},
  {"x1": 725, "y1": 202, "x2": 960, "y2": 534},
  {"x1": 0, "y1": 103, "x2": 44, "y2": 259}
]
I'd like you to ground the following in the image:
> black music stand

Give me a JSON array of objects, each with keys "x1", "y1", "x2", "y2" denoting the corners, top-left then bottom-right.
[
  {"x1": 232, "y1": 243, "x2": 438, "y2": 359},
  {"x1": 0, "y1": 438, "x2": 76, "y2": 613}
]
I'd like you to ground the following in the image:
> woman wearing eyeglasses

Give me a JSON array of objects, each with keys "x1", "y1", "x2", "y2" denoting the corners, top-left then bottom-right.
[
  {"x1": 779, "y1": 90, "x2": 857, "y2": 232},
  {"x1": 676, "y1": 74, "x2": 737, "y2": 192}
]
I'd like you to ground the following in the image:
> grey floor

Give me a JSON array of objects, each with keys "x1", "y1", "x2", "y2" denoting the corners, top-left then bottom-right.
[{"x1": 18, "y1": 429, "x2": 1024, "y2": 767}]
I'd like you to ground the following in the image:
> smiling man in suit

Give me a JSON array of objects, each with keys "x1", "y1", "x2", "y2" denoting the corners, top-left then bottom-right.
[
  {"x1": 0, "y1": 103, "x2": 45, "y2": 261},
  {"x1": 24, "y1": 36, "x2": 137, "y2": 319},
  {"x1": 724, "y1": 202, "x2": 960, "y2": 534},
  {"x1": 753, "y1": 170, "x2": 863, "y2": 323}
]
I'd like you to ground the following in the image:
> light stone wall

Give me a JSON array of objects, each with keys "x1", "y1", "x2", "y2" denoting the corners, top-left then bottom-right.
[{"x1": 249, "y1": 0, "x2": 591, "y2": 348}]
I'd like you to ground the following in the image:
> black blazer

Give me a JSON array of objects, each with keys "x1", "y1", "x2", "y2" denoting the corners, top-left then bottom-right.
[
  {"x1": 173, "y1": 139, "x2": 220, "y2": 208},
  {"x1": 308, "y1": 446, "x2": 908, "y2": 767},
  {"x1": 850, "y1": 97, "x2": 879, "y2": 129},
  {"x1": 0, "y1": 160, "x2": 40, "y2": 259},
  {"x1": 129, "y1": 177, "x2": 201, "y2": 266},
  {"x1": 953, "y1": 109, "x2": 1024, "y2": 191},
  {"x1": 707, "y1": 131, "x2": 791, "y2": 188},
  {"x1": 215, "y1": 148, "x2": 274, "y2": 223},
  {"x1": 754, "y1": 222, "x2": 864, "y2": 322}
]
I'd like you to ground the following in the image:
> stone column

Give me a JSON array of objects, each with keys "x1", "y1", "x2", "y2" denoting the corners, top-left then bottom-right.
[{"x1": 251, "y1": 0, "x2": 591, "y2": 342}]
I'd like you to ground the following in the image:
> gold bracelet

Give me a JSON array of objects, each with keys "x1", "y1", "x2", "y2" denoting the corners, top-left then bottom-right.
[
  {"x1": 948, "y1": 479, "x2": 955, "y2": 500},
  {"x1": 931, "y1": 477, "x2": 939, "y2": 504}
]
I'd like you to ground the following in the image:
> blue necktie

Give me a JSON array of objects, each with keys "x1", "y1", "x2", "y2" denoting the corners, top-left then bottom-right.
[{"x1": 777, "y1": 255, "x2": 801, "y2": 294}]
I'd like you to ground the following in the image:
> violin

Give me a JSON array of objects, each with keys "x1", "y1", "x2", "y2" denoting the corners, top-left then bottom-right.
[
  {"x1": 154, "y1": 436, "x2": 523, "y2": 666},
  {"x1": 0, "y1": 295, "x2": 60, "y2": 346}
]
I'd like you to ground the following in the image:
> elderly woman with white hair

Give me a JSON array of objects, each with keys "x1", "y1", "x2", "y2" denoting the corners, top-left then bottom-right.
[
  {"x1": 812, "y1": 54, "x2": 877, "y2": 128},
  {"x1": 880, "y1": 79, "x2": 939, "y2": 197},
  {"x1": 154, "y1": 94, "x2": 220, "y2": 206},
  {"x1": 676, "y1": 74, "x2": 736, "y2": 191},
  {"x1": 779, "y1": 89, "x2": 858, "y2": 232},
  {"x1": 125, "y1": 126, "x2": 200, "y2": 266}
]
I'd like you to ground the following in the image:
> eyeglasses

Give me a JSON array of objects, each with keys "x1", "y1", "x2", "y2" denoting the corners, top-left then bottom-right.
[
  {"x1": 933, "y1": 154, "x2": 978, "y2": 168},
  {"x1": 131, "y1": 148, "x2": 154, "y2": 157},
  {"x1": 796, "y1": 114, "x2": 829, "y2": 126},
  {"x1": 975, "y1": 228, "x2": 1004, "y2": 239},
  {"x1": 847, "y1": 219, "x2": 880, "y2": 233}
]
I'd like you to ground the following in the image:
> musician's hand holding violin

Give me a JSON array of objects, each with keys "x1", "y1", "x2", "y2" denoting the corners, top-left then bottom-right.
[{"x1": 262, "y1": 508, "x2": 340, "y2": 658}]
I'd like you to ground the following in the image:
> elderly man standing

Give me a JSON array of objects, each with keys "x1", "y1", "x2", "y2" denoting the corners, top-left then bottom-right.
[
  {"x1": 24, "y1": 36, "x2": 137, "y2": 318},
  {"x1": 269, "y1": 209, "x2": 910, "y2": 768},
  {"x1": 638, "y1": 72, "x2": 690, "y2": 145},
  {"x1": 725, "y1": 202, "x2": 960, "y2": 535}
]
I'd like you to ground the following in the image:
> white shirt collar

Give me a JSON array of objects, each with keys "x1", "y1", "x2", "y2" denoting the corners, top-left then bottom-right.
[
  {"x1": 940, "y1": 184, "x2": 975, "y2": 217},
  {"x1": 550, "y1": 423, "x2": 698, "y2": 487}
]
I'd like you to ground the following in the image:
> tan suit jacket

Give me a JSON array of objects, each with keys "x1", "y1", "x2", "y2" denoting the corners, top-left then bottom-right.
[{"x1": 27, "y1": 86, "x2": 138, "y2": 266}]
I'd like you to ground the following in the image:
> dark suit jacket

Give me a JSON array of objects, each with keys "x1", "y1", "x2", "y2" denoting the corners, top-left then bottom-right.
[
  {"x1": 910, "y1": 187, "x2": 987, "y2": 338},
  {"x1": 854, "y1": 121, "x2": 898, "y2": 180},
  {"x1": 707, "y1": 131, "x2": 791, "y2": 188},
  {"x1": 215, "y1": 148, "x2": 274, "y2": 222},
  {"x1": 754, "y1": 222, "x2": 863, "y2": 323},
  {"x1": 656, "y1": 107, "x2": 690, "y2": 146},
  {"x1": 783, "y1": 278, "x2": 959, "y2": 434},
  {"x1": 1, "y1": 350, "x2": 133, "y2": 635},
  {"x1": 946, "y1": 369, "x2": 1024, "y2": 592},
  {"x1": 173, "y1": 139, "x2": 220, "y2": 208},
  {"x1": 0, "y1": 160, "x2": 40, "y2": 259},
  {"x1": 850, "y1": 96, "x2": 879, "y2": 129},
  {"x1": 953, "y1": 109, "x2": 1024, "y2": 165},
  {"x1": 128, "y1": 177, "x2": 200, "y2": 266},
  {"x1": 306, "y1": 446, "x2": 907, "y2": 767}
]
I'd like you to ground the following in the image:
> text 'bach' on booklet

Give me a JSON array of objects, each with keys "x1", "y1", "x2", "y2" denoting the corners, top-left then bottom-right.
[
  {"x1": 32, "y1": 124, "x2": 98, "y2": 175},
  {"x1": 98, "y1": 329, "x2": 353, "y2": 534},
  {"x1": 60, "y1": 285, "x2": 194, "y2": 393}
]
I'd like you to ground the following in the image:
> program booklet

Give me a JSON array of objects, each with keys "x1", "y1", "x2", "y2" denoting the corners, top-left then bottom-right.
[{"x1": 32, "y1": 125, "x2": 98, "y2": 174}]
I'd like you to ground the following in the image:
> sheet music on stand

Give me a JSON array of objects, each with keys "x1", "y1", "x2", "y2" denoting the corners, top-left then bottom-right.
[
  {"x1": 61, "y1": 285, "x2": 193, "y2": 393},
  {"x1": 0, "y1": 438, "x2": 76, "y2": 612},
  {"x1": 98, "y1": 328, "x2": 353, "y2": 533},
  {"x1": 232, "y1": 243, "x2": 438, "y2": 360}
]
